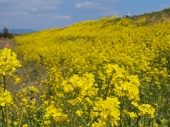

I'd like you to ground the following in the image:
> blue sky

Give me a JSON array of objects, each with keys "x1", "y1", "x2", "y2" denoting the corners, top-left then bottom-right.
[{"x1": 0, "y1": 0, "x2": 170, "y2": 31}]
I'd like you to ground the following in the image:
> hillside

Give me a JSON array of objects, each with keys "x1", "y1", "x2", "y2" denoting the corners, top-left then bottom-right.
[
  {"x1": 1, "y1": 8, "x2": 170, "y2": 127},
  {"x1": 14, "y1": 8, "x2": 170, "y2": 43},
  {"x1": 130, "y1": 7, "x2": 170, "y2": 23}
]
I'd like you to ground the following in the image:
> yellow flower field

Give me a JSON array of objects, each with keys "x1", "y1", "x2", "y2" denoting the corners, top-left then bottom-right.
[{"x1": 1, "y1": 15, "x2": 170, "y2": 126}]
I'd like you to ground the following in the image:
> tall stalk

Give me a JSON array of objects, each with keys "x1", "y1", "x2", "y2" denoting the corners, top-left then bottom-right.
[
  {"x1": 1, "y1": 106, "x2": 5, "y2": 126},
  {"x1": 104, "y1": 74, "x2": 113, "y2": 100},
  {"x1": 18, "y1": 112, "x2": 24, "y2": 127},
  {"x1": 3, "y1": 75, "x2": 6, "y2": 92},
  {"x1": 3, "y1": 75, "x2": 9, "y2": 127},
  {"x1": 119, "y1": 96, "x2": 123, "y2": 127},
  {"x1": 5, "y1": 105, "x2": 9, "y2": 127}
]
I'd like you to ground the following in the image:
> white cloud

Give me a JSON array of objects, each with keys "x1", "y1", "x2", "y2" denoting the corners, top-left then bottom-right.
[
  {"x1": 0, "y1": 0, "x2": 62, "y2": 11},
  {"x1": 53, "y1": 14, "x2": 71, "y2": 20},
  {"x1": 101, "y1": 0, "x2": 119, "y2": 2},
  {"x1": 75, "y1": 2, "x2": 101, "y2": 9}
]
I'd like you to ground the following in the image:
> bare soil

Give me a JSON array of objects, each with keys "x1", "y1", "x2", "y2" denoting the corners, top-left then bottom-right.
[{"x1": 0, "y1": 38, "x2": 13, "y2": 49}]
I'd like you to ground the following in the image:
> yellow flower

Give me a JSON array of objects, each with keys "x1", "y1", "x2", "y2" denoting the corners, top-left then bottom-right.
[
  {"x1": 161, "y1": 118, "x2": 167, "y2": 125},
  {"x1": 153, "y1": 124, "x2": 158, "y2": 127},
  {"x1": 44, "y1": 103, "x2": 68, "y2": 122},
  {"x1": 14, "y1": 77, "x2": 21, "y2": 84},
  {"x1": 0, "y1": 48, "x2": 21, "y2": 76},
  {"x1": 129, "y1": 112, "x2": 138, "y2": 118},
  {"x1": 44, "y1": 120, "x2": 51, "y2": 125},
  {"x1": 75, "y1": 110, "x2": 83, "y2": 117},
  {"x1": 1, "y1": 102, "x2": 5, "y2": 106},
  {"x1": 0, "y1": 89, "x2": 13, "y2": 106},
  {"x1": 138, "y1": 104, "x2": 155, "y2": 118},
  {"x1": 21, "y1": 98, "x2": 27, "y2": 103},
  {"x1": 14, "y1": 121, "x2": 18, "y2": 126},
  {"x1": 28, "y1": 86, "x2": 39, "y2": 93},
  {"x1": 22, "y1": 124, "x2": 28, "y2": 127}
]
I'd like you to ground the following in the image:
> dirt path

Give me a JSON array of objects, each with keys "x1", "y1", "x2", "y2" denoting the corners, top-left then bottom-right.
[{"x1": 0, "y1": 38, "x2": 13, "y2": 49}]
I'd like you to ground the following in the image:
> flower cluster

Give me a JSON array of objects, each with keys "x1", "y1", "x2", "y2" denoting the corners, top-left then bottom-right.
[
  {"x1": 0, "y1": 48, "x2": 21, "y2": 75},
  {"x1": 0, "y1": 88, "x2": 13, "y2": 106}
]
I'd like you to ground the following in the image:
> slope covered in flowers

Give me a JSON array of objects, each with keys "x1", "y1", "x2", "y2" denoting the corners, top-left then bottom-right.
[{"x1": 1, "y1": 12, "x2": 170, "y2": 126}]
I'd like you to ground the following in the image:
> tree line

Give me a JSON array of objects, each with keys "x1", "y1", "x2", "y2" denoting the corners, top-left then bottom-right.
[{"x1": 0, "y1": 27, "x2": 14, "y2": 39}]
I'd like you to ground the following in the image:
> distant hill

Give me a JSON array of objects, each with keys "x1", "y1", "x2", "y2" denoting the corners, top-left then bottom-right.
[{"x1": 0, "y1": 29, "x2": 37, "y2": 34}]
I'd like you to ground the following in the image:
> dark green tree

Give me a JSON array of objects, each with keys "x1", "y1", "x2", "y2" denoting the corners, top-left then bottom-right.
[{"x1": 3, "y1": 27, "x2": 9, "y2": 38}]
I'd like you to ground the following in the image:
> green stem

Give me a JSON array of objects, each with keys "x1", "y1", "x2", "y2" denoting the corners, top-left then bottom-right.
[
  {"x1": 129, "y1": 103, "x2": 132, "y2": 127},
  {"x1": 89, "y1": 115, "x2": 100, "y2": 127},
  {"x1": 78, "y1": 116, "x2": 88, "y2": 127},
  {"x1": 18, "y1": 111, "x2": 24, "y2": 127},
  {"x1": 28, "y1": 117, "x2": 31, "y2": 127},
  {"x1": 104, "y1": 74, "x2": 113, "y2": 100},
  {"x1": 144, "y1": 116, "x2": 145, "y2": 127},
  {"x1": 119, "y1": 97, "x2": 123, "y2": 127},
  {"x1": 51, "y1": 117, "x2": 54, "y2": 127},
  {"x1": 3, "y1": 75, "x2": 6, "y2": 91},
  {"x1": 1, "y1": 106, "x2": 5, "y2": 126},
  {"x1": 133, "y1": 116, "x2": 141, "y2": 127},
  {"x1": 3, "y1": 75, "x2": 9, "y2": 127},
  {"x1": 5, "y1": 105, "x2": 9, "y2": 127}
]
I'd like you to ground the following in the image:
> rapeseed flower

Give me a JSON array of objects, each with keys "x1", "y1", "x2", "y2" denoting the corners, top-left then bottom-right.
[
  {"x1": 0, "y1": 89, "x2": 13, "y2": 106},
  {"x1": 0, "y1": 48, "x2": 21, "y2": 76},
  {"x1": 75, "y1": 110, "x2": 83, "y2": 116}
]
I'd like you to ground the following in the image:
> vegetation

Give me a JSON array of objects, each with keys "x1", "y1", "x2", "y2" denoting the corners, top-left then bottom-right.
[
  {"x1": 1, "y1": 9, "x2": 170, "y2": 127},
  {"x1": 0, "y1": 27, "x2": 14, "y2": 39}
]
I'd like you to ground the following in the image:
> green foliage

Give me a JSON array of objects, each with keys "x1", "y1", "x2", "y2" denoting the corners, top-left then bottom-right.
[
  {"x1": 2, "y1": 27, "x2": 14, "y2": 39},
  {"x1": 163, "y1": 7, "x2": 170, "y2": 13},
  {"x1": 3, "y1": 27, "x2": 9, "y2": 38}
]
